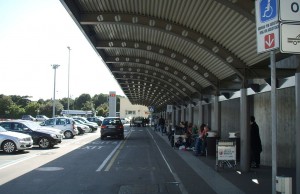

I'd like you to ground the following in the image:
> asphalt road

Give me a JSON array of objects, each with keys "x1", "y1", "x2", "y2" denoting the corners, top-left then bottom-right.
[{"x1": 0, "y1": 125, "x2": 192, "y2": 194}]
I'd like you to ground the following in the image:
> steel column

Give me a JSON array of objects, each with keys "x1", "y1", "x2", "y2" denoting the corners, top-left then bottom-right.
[{"x1": 240, "y1": 88, "x2": 249, "y2": 172}]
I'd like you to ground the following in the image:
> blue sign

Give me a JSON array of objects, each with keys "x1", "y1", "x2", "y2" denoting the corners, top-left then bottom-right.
[
  {"x1": 260, "y1": 0, "x2": 277, "y2": 23},
  {"x1": 148, "y1": 106, "x2": 154, "y2": 112}
]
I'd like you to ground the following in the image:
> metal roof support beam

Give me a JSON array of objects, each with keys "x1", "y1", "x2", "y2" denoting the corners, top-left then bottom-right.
[{"x1": 97, "y1": 40, "x2": 219, "y2": 87}]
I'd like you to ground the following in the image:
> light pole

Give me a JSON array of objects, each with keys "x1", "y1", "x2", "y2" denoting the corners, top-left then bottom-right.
[
  {"x1": 67, "y1": 46, "x2": 71, "y2": 112},
  {"x1": 52, "y1": 64, "x2": 60, "y2": 118}
]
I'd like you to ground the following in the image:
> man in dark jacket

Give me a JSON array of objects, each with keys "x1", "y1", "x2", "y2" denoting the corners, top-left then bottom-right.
[{"x1": 250, "y1": 116, "x2": 262, "y2": 168}]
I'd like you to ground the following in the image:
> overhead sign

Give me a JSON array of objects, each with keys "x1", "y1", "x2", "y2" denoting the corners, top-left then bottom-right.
[
  {"x1": 280, "y1": 23, "x2": 300, "y2": 54},
  {"x1": 279, "y1": 0, "x2": 300, "y2": 22},
  {"x1": 255, "y1": 0, "x2": 279, "y2": 53}
]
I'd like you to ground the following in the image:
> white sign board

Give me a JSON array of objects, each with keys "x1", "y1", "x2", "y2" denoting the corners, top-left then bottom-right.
[
  {"x1": 108, "y1": 91, "x2": 116, "y2": 117},
  {"x1": 255, "y1": 0, "x2": 280, "y2": 53},
  {"x1": 280, "y1": 23, "x2": 300, "y2": 54},
  {"x1": 217, "y1": 146, "x2": 236, "y2": 161},
  {"x1": 279, "y1": 0, "x2": 300, "y2": 22},
  {"x1": 166, "y1": 105, "x2": 173, "y2": 113}
]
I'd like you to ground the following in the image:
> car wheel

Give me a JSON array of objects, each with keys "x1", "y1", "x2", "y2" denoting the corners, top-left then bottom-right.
[
  {"x1": 2, "y1": 140, "x2": 16, "y2": 153},
  {"x1": 64, "y1": 131, "x2": 74, "y2": 139},
  {"x1": 38, "y1": 137, "x2": 51, "y2": 149}
]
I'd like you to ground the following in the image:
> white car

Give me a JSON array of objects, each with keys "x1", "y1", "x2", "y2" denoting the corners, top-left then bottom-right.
[
  {"x1": 0, "y1": 126, "x2": 33, "y2": 153},
  {"x1": 36, "y1": 115, "x2": 49, "y2": 122},
  {"x1": 41, "y1": 117, "x2": 79, "y2": 139}
]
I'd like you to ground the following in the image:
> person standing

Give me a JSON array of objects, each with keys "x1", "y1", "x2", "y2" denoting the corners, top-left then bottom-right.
[{"x1": 250, "y1": 116, "x2": 262, "y2": 168}]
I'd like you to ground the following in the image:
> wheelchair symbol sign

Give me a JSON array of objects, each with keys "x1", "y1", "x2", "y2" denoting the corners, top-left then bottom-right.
[{"x1": 260, "y1": 0, "x2": 277, "y2": 22}]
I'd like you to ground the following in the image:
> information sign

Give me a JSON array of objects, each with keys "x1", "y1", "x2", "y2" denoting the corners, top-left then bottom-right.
[
  {"x1": 255, "y1": 0, "x2": 279, "y2": 53},
  {"x1": 280, "y1": 23, "x2": 300, "y2": 54},
  {"x1": 279, "y1": 0, "x2": 300, "y2": 22}
]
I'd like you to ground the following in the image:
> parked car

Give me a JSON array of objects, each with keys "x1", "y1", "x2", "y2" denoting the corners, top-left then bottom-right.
[
  {"x1": 74, "y1": 120, "x2": 92, "y2": 133},
  {"x1": 36, "y1": 115, "x2": 49, "y2": 122},
  {"x1": 21, "y1": 115, "x2": 36, "y2": 121},
  {"x1": 73, "y1": 117, "x2": 98, "y2": 132},
  {"x1": 0, "y1": 125, "x2": 33, "y2": 153},
  {"x1": 87, "y1": 117, "x2": 103, "y2": 126},
  {"x1": 0, "y1": 120, "x2": 62, "y2": 149},
  {"x1": 100, "y1": 117, "x2": 124, "y2": 140},
  {"x1": 41, "y1": 117, "x2": 78, "y2": 139}
]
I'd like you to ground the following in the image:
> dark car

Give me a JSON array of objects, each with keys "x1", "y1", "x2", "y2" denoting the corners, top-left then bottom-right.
[
  {"x1": 100, "y1": 117, "x2": 124, "y2": 140},
  {"x1": 0, "y1": 120, "x2": 63, "y2": 149}
]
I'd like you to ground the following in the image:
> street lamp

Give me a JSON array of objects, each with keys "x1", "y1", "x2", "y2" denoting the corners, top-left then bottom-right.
[
  {"x1": 67, "y1": 46, "x2": 71, "y2": 112},
  {"x1": 52, "y1": 64, "x2": 60, "y2": 117}
]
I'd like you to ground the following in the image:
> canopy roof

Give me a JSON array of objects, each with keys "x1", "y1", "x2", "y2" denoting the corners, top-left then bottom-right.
[{"x1": 61, "y1": 0, "x2": 294, "y2": 111}]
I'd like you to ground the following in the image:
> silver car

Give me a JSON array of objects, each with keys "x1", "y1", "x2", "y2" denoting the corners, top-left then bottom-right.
[
  {"x1": 0, "y1": 126, "x2": 33, "y2": 153},
  {"x1": 41, "y1": 117, "x2": 78, "y2": 139}
]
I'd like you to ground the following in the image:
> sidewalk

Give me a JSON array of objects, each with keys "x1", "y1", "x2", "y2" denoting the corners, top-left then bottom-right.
[{"x1": 155, "y1": 129, "x2": 296, "y2": 194}]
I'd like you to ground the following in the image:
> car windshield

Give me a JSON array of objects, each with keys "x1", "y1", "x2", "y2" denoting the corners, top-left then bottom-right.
[
  {"x1": 103, "y1": 118, "x2": 121, "y2": 125},
  {"x1": 74, "y1": 119, "x2": 84, "y2": 124},
  {"x1": 0, "y1": 126, "x2": 7, "y2": 132}
]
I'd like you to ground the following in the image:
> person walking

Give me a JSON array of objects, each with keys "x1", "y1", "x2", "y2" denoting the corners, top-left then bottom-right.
[{"x1": 250, "y1": 116, "x2": 262, "y2": 168}]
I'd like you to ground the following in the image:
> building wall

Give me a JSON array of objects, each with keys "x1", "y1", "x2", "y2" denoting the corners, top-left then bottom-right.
[
  {"x1": 202, "y1": 87, "x2": 296, "y2": 168},
  {"x1": 119, "y1": 97, "x2": 149, "y2": 119}
]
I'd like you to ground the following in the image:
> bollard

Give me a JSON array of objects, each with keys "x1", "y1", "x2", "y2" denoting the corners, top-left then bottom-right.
[{"x1": 276, "y1": 176, "x2": 292, "y2": 194}]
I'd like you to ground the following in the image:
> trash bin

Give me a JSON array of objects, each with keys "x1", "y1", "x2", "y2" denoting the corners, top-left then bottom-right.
[
  {"x1": 229, "y1": 132, "x2": 240, "y2": 162},
  {"x1": 206, "y1": 131, "x2": 219, "y2": 157}
]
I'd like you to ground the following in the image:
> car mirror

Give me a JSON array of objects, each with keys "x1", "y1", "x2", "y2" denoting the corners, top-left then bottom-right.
[
  {"x1": 40, "y1": 122, "x2": 45, "y2": 126},
  {"x1": 23, "y1": 127, "x2": 30, "y2": 131}
]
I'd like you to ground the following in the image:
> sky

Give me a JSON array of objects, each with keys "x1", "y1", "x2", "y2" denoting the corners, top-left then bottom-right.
[{"x1": 0, "y1": 0, "x2": 125, "y2": 101}]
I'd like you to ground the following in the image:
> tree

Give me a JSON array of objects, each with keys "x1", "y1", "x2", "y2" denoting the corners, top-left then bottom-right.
[
  {"x1": 74, "y1": 94, "x2": 91, "y2": 109},
  {"x1": 10, "y1": 95, "x2": 31, "y2": 108},
  {"x1": 25, "y1": 102, "x2": 40, "y2": 116},
  {"x1": 96, "y1": 103, "x2": 108, "y2": 116},
  {"x1": 0, "y1": 95, "x2": 14, "y2": 118},
  {"x1": 39, "y1": 100, "x2": 64, "y2": 117},
  {"x1": 59, "y1": 97, "x2": 74, "y2": 110},
  {"x1": 92, "y1": 94, "x2": 108, "y2": 108},
  {"x1": 9, "y1": 104, "x2": 25, "y2": 119}
]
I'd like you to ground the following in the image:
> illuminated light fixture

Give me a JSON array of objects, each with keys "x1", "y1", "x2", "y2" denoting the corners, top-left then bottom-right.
[
  {"x1": 164, "y1": 67, "x2": 169, "y2": 70},
  {"x1": 145, "y1": 70, "x2": 148, "y2": 73},
  {"x1": 174, "y1": 71, "x2": 178, "y2": 75},
  {"x1": 123, "y1": 75, "x2": 126, "y2": 78},
  {"x1": 191, "y1": 82, "x2": 195, "y2": 86},
  {"x1": 182, "y1": 30, "x2": 188, "y2": 37},
  {"x1": 128, "y1": 68, "x2": 132, "y2": 71},
  {"x1": 97, "y1": 15, "x2": 104, "y2": 21},
  {"x1": 182, "y1": 88, "x2": 186, "y2": 91},
  {"x1": 147, "y1": 45, "x2": 152, "y2": 50},
  {"x1": 236, "y1": 171, "x2": 241, "y2": 174},
  {"x1": 137, "y1": 69, "x2": 140, "y2": 72},
  {"x1": 171, "y1": 53, "x2": 176, "y2": 58},
  {"x1": 108, "y1": 42, "x2": 114, "y2": 47},
  {"x1": 155, "y1": 63, "x2": 160, "y2": 67},
  {"x1": 252, "y1": 179, "x2": 259, "y2": 184},
  {"x1": 146, "y1": 60, "x2": 149, "y2": 64},
  {"x1": 136, "y1": 58, "x2": 140, "y2": 62},
  {"x1": 121, "y1": 42, "x2": 126, "y2": 47},
  {"x1": 212, "y1": 46, "x2": 219, "y2": 53},
  {"x1": 193, "y1": 65, "x2": 198, "y2": 70},
  {"x1": 182, "y1": 59, "x2": 187, "y2": 64},
  {"x1": 226, "y1": 56, "x2": 233, "y2": 63},
  {"x1": 176, "y1": 83, "x2": 179, "y2": 86},
  {"x1": 204, "y1": 72, "x2": 209, "y2": 77},
  {"x1": 197, "y1": 37, "x2": 204, "y2": 44},
  {"x1": 149, "y1": 20, "x2": 155, "y2": 26},
  {"x1": 182, "y1": 76, "x2": 187, "y2": 80},
  {"x1": 168, "y1": 79, "x2": 172, "y2": 82},
  {"x1": 176, "y1": 92, "x2": 179, "y2": 95},
  {"x1": 134, "y1": 43, "x2": 139, "y2": 48},
  {"x1": 115, "y1": 15, "x2": 121, "y2": 22},
  {"x1": 166, "y1": 24, "x2": 172, "y2": 31},
  {"x1": 120, "y1": 68, "x2": 123, "y2": 71},
  {"x1": 159, "y1": 49, "x2": 164, "y2": 54},
  {"x1": 161, "y1": 75, "x2": 164, "y2": 78},
  {"x1": 115, "y1": 57, "x2": 119, "y2": 61},
  {"x1": 144, "y1": 77, "x2": 147, "y2": 80},
  {"x1": 125, "y1": 57, "x2": 129, "y2": 61},
  {"x1": 132, "y1": 16, "x2": 138, "y2": 23}
]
